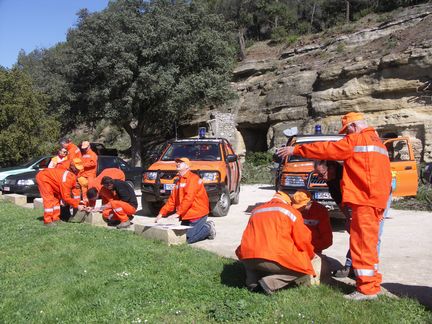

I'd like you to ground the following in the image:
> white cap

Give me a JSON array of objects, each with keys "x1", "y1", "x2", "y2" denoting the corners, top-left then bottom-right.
[{"x1": 283, "y1": 127, "x2": 298, "y2": 137}]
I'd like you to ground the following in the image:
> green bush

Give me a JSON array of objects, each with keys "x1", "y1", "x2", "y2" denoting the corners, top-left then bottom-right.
[
  {"x1": 242, "y1": 152, "x2": 274, "y2": 184},
  {"x1": 391, "y1": 183, "x2": 432, "y2": 211},
  {"x1": 245, "y1": 152, "x2": 273, "y2": 166}
]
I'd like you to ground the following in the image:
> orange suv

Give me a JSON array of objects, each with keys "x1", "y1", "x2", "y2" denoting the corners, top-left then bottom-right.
[
  {"x1": 276, "y1": 133, "x2": 418, "y2": 216},
  {"x1": 141, "y1": 138, "x2": 241, "y2": 217}
]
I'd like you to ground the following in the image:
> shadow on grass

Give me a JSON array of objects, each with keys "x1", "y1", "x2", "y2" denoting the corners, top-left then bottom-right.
[
  {"x1": 220, "y1": 261, "x2": 246, "y2": 288},
  {"x1": 382, "y1": 283, "x2": 432, "y2": 310}
]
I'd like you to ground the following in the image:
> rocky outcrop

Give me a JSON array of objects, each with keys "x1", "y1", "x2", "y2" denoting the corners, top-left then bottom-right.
[{"x1": 184, "y1": 4, "x2": 432, "y2": 162}]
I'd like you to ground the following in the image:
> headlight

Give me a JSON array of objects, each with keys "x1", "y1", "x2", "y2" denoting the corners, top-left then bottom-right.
[
  {"x1": 143, "y1": 172, "x2": 158, "y2": 180},
  {"x1": 17, "y1": 179, "x2": 35, "y2": 186},
  {"x1": 201, "y1": 172, "x2": 219, "y2": 182},
  {"x1": 284, "y1": 176, "x2": 305, "y2": 187}
]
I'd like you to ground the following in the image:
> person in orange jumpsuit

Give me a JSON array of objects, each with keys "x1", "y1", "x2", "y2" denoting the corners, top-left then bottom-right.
[
  {"x1": 236, "y1": 191, "x2": 316, "y2": 294},
  {"x1": 292, "y1": 189, "x2": 333, "y2": 254},
  {"x1": 85, "y1": 168, "x2": 126, "y2": 208},
  {"x1": 155, "y1": 157, "x2": 216, "y2": 243},
  {"x1": 36, "y1": 158, "x2": 85, "y2": 226},
  {"x1": 77, "y1": 140, "x2": 98, "y2": 200},
  {"x1": 277, "y1": 112, "x2": 391, "y2": 300},
  {"x1": 48, "y1": 147, "x2": 70, "y2": 170},
  {"x1": 98, "y1": 176, "x2": 137, "y2": 229},
  {"x1": 60, "y1": 137, "x2": 81, "y2": 160}
]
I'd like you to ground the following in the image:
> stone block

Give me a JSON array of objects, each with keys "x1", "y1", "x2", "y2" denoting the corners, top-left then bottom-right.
[
  {"x1": 3, "y1": 193, "x2": 27, "y2": 206},
  {"x1": 69, "y1": 210, "x2": 88, "y2": 223},
  {"x1": 84, "y1": 212, "x2": 107, "y2": 227},
  {"x1": 134, "y1": 224, "x2": 188, "y2": 245},
  {"x1": 33, "y1": 198, "x2": 43, "y2": 209}
]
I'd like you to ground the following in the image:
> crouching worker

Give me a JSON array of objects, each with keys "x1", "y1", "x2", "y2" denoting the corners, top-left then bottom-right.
[
  {"x1": 155, "y1": 157, "x2": 216, "y2": 244},
  {"x1": 85, "y1": 168, "x2": 126, "y2": 207},
  {"x1": 98, "y1": 176, "x2": 137, "y2": 229},
  {"x1": 36, "y1": 158, "x2": 85, "y2": 226},
  {"x1": 236, "y1": 191, "x2": 316, "y2": 294}
]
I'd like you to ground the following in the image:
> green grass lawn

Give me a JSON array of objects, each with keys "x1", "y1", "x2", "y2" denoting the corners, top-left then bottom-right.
[{"x1": 0, "y1": 201, "x2": 431, "y2": 323}]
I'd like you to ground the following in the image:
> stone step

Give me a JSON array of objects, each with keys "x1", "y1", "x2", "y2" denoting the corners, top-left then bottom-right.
[
  {"x1": 134, "y1": 223, "x2": 188, "y2": 245},
  {"x1": 3, "y1": 194, "x2": 27, "y2": 206}
]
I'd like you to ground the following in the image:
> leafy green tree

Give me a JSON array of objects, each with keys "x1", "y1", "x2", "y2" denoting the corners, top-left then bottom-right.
[
  {"x1": 0, "y1": 68, "x2": 60, "y2": 167},
  {"x1": 65, "y1": 0, "x2": 235, "y2": 165}
]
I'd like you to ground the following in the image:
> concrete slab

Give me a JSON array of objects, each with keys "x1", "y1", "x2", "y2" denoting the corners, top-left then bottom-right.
[
  {"x1": 33, "y1": 198, "x2": 43, "y2": 210},
  {"x1": 135, "y1": 224, "x2": 188, "y2": 245},
  {"x1": 84, "y1": 212, "x2": 107, "y2": 227},
  {"x1": 69, "y1": 210, "x2": 88, "y2": 223},
  {"x1": 3, "y1": 193, "x2": 27, "y2": 206}
]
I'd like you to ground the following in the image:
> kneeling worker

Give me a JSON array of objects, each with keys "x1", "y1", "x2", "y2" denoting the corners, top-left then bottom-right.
[
  {"x1": 155, "y1": 157, "x2": 216, "y2": 244},
  {"x1": 98, "y1": 176, "x2": 138, "y2": 229},
  {"x1": 85, "y1": 168, "x2": 126, "y2": 208},
  {"x1": 236, "y1": 191, "x2": 316, "y2": 294}
]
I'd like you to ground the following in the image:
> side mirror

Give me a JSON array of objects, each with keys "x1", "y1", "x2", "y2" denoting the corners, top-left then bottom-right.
[{"x1": 226, "y1": 154, "x2": 237, "y2": 163}]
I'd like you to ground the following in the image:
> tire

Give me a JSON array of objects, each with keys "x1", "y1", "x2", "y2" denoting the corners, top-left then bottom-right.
[
  {"x1": 232, "y1": 184, "x2": 240, "y2": 205},
  {"x1": 141, "y1": 196, "x2": 158, "y2": 217},
  {"x1": 211, "y1": 186, "x2": 231, "y2": 217}
]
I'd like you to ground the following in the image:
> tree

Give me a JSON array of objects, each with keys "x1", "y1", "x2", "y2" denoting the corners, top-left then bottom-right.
[
  {"x1": 65, "y1": 0, "x2": 235, "y2": 165},
  {"x1": 0, "y1": 68, "x2": 60, "y2": 167}
]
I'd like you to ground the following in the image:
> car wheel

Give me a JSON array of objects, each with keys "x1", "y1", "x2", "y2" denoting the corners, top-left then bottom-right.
[
  {"x1": 232, "y1": 184, "x2": 240, "y2": 205},
  {"x1": 211, "y1": 186, "x2": 231, "y2": 217},
  {"x1": 141, "y1": 196, "x2": 158, "y2": 217}
]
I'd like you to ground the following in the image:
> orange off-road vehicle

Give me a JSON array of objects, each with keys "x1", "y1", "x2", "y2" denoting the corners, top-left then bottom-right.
[
  {"x1": 275, "y1": 133, "x2": 418, "y2": 217},
  {"x1": 141, "y1": 137, "x2": 241, "y2": 217}
]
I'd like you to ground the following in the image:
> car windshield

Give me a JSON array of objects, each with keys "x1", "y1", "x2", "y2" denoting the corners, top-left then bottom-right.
[
  {"x1": 161, "y1": 143, "x2": 221, "y2": 161},
  {"x1": 20, "y1": 157, "x2": 42, "y2": 168}
]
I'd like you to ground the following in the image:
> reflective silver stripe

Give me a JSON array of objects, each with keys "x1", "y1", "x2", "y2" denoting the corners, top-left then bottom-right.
[
  {"x1": 62, "y1": 170, "x2": 70, "y2": 183},
  {"x1": 53, "y1": 206, "x2": 61, "y2": 210},
  {"x1": 73, "y1": 196, "x2": 81, "y2": 199},
  {"x1": 114, "y1": 207, "x2": 123, "y2": 212},
  {"x1": 44, "y1": 208, "x2": 54, "y2": 212},
  {"x1": 198, "y1": 179, "x2": 203, "y2": 184},
  {"x1": 354, "y1": 145, "x2": 388, "y2": 157},
  {"x1": 83, "y1": 154, "x2": 91, "y2": 158},
  {"x1": 354, "y1": 269, "x2": 375, "y2": 277},
  {"x1": 180, "y1": 183, "x2": 186, "y2": 188},
  {"x1": 304, "y1": 219, "x2": 319, "y2": 226},
  {"x1": 252, "y1": 207, "x2": 297, "y2": 222}
]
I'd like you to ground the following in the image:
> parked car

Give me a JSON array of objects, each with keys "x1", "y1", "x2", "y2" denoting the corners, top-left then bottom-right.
[
  {"x1": 275, "y1": 133, "x2": 418, "y2": 217},
  {"x1": 0, "y1": 156, "x2": 52, "y2": 189},
  {"x1": 141, "y1": 137, "x2": 241, "y2": 217},
  {"x1": 2, "y1": 155, "x2": 142, "y2": 198}
]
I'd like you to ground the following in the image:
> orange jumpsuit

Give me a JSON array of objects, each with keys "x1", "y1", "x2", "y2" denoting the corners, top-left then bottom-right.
[
  {"x1": 159, "y1": 170, "x2": 209, "y2": 221},
  {"x1": 48, "y1": 155, "x2": 70, "y2": 170},
  {"x1": 293, "y1": 127, "x2": 391, "y2": 295},
  {"x1": 100, "y1": 180, "x2": 137, "y2": 223},
  {"x1": 87, "y1": 168, "x2": 125, "y2": 208},
  {"x1": 78, "y1": 148, "x2": 98, "y2": 199},
  {"x1": 65, "y1": 142, "x2": 81, "y2": 160},
  {"x1": 36, "y1": 168, "x2": 80, "y2": 224},
  {"x1": 302, "y1": 201, "x2": 333, "y2": 253},
  {"x1": 236, "y1": 198, "x2": 316, "y2": 276}
]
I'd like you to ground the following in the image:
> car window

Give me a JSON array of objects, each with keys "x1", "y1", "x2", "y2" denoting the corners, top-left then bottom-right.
[
  {"x1": 118, "y1": 158, "x2": 131, "y2": 171},
  {"x1": 386, "y1": 140, "x2": 410, "y2": 162},
  {"x1": 99, "y1": 157, "x2": 119, "y2": 169},
  {"x1": 37, "y1": 157, "x2": 51, "y2": 169},
  {"x1": 161, "y1": 143, "x2": 221, "y2": 161}
]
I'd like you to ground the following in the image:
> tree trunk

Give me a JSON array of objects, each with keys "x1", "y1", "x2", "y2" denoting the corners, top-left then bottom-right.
[
  {"x1": 346, "y1": 1, "x2": 350, "y2": 23},
  {"x1": 123, "y1": 123, "x2": 142, "y2": 167},
  {"x1": 238, "y1": 27, "x2": 246, "y2": 61},
  {"x1": 310, "y1": 1, "x2": 316, "y2": 33}
]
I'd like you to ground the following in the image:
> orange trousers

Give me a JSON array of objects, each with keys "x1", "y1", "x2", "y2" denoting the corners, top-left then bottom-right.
[
  {"x1": 102, "y1": 200, "x2": 136, "y2": 223},
  {"x1": 36, "y1": 175, "x2": 61, "y2": 224},
  {"x1": 350, "y1": 204, "x2": 383, "y2": 295}
]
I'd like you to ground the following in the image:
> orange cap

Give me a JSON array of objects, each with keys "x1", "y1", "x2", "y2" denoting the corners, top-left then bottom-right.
[
  {"x1": 273, "y1": 191, "x2": 291, "y2": 204},
  {"x1": 339, "y1": 112, "x2": 364, "y2": 134},
  {"x1": 175, "y1": 157, "x2": 192, "y2": 167},
  {"x1": 292, "y1": 189, "x2": 312, "y2": 209},
  {"x1": 81, "y1": 141, "x2": 90, "y2": 149},
  {"x1": 72, "y1": 158, "x2": 84, "y2": 171}
]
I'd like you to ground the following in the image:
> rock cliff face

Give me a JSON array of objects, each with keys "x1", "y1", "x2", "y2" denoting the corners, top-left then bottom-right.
[{"x1": 184, "y1": 4, "x2": 432, "y2": 162}]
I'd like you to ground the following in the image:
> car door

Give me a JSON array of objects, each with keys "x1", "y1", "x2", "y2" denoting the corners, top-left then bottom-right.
[
  {"x1": 384, "y1": 138, "x2": 418, "y2": 197},
  {"x1": 224, "y1": 142, "x2": 239, "y2": 193}
]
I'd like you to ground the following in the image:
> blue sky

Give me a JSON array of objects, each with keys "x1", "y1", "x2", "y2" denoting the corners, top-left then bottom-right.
[{"x1": 0, "y1": 0, "x2": 109, "y2": 68}]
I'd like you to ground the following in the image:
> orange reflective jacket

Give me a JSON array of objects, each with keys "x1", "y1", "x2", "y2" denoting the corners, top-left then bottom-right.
[
  {"x1": 48, "y1": 155, "x2": 70, "y2": 170},
  {"x1": 293, "y1": 127, "x2": 391, "y2": 209},
  {"x1": 66, "y1": 143, "x2": 81, "y2": 160},
  {"x1": 236, "y1": 198, "x2": 315, "y2": 276},
  {"x1": 80, "y1": 148, "x2": 98, "y2": 178},
  {"x1": 159, "y1": 170, "x2": 209, "y2": 220},
  {"x1": 302, "y1": 201, "x2": 333, "y2": 253},
  {"x1": 36, "y1": 168, "x2": 80, "y2": 208}
]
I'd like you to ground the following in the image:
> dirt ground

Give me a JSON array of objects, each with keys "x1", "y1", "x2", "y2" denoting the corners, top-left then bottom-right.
[{"x1": 133, "y1": 184, "x2": 432, "y2": 309}]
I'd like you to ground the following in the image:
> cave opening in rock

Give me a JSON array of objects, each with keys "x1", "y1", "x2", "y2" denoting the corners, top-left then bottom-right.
[{"x1": 238, "y1": 125, "x2": 269, "y2": 153}]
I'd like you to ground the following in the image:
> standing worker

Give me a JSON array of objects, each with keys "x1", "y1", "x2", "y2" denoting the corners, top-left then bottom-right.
[
  {"x1": 48, "y1": 147, "x2": 70, "y2": 170},
  {"x1": 155, "y1": 157, "x2": 216, "y2": 244},
  {"x1": 60, "y1": 137, "x2": 81, "y2": 160},
  {"x1": 277, "y1": 112, "x2": 391, "y2": 301},
  {"x1": 36, "y1": 158, "x2": 85, "y2": 226},
  {"x1": 78, "y1": 141, "x2": 98, "y2": 200},
  {"x1": 236, "y1": 191, "x2": 316, "y2": 294}
]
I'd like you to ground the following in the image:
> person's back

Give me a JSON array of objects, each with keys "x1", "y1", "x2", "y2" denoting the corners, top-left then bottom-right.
[{"x1": 112, "y1": 179, "x2": 138, "y2": 209}]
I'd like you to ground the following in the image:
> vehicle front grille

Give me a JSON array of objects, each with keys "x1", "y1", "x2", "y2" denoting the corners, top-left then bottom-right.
[
  {"x1": 309, "y1": 175, "x2": 327, "y2": 187},
  {"x1": 159, "y1": 171, "x2": 177, "y2": 181}
]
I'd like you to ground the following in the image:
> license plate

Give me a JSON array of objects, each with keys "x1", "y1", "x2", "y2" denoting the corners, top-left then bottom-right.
[
  {"x1": 314, "y1": 191, "x2": 332, "y2": 200},
  {"x1": 3, "y1": 186, "x2": 10, "y2": 191},
  {"x1": 163, "y1": 184, "x2": 175, "y2": 191}
]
